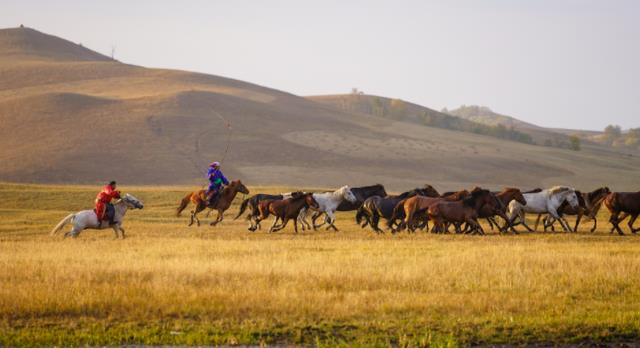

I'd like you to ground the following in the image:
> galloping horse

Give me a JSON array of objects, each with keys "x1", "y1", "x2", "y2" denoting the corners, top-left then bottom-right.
[
  {"x1": 234, "y1": 191, "x2": 304, "y2": 231},
  {"x1": 298, "y1": 185, "x2": 357, "y2": 231},
  {"x1": 255, "y1": 193, "x2": 318, "y2": 233},
  {"x1": 604, "y1": 190, "x2": 640, "y2": 235},
  {"x1": 428, "y1": 189, "x2": 495, "y2": 235},
  {"x1": 534, "y1": 187, "x2": 610, "y2": 232},
  {"x1": 50, "y1": 194, "x2": 144, "y2": 239},
  {"x1": 507, "y1": 186, "x2": 579, "y2": 232},
  {"x1": 176, "y1": 180, "x2": 250, "y2": 226},
  {"x1": 309, "y1": 184, "x2": 387, "y2": 229}
]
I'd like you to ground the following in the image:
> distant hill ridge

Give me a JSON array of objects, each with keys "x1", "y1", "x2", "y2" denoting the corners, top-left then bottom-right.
[{"x1": 0, "y1": 26, "x2": 112, "y2": 62}]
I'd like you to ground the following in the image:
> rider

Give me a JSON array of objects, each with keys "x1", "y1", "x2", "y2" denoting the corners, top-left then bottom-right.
[
  {"x1": 206, "y1": 161, "x2": 229, "y2": 206},
  {"x1": 95, "y1": 181, "x2": 121, "y2": 225}
]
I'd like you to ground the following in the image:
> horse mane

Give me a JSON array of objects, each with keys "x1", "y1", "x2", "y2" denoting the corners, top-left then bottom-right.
[
  {"x1": 588, "y1": 187, "x2": 609, "y2": 201},
  {"x1": 548, "y1": 186, "x2": 572, "y2": 195},
  {"x1": 502, "y1": 187, "x2": 520, "y2": 192},
  {"x1": 523, "y1": 188, "x2": 542, "y2": 194}
]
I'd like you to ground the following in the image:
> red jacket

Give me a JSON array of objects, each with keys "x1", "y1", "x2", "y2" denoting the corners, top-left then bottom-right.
[{"x1": 96, "y1": 185, "x2": 121, "y2": 204}]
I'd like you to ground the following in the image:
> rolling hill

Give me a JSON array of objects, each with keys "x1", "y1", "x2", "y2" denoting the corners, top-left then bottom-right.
[{"x1": 1, "y1": 26, "x2": 639, "y2": 191}]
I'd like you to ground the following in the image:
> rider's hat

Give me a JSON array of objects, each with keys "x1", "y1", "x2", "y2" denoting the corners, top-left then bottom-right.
[
  {"x1": 109, "y1": 180, "x2": 117, "y2": 186},
  {"x1": 210, "y1": 161, "x2": 220, "y2": 167}
]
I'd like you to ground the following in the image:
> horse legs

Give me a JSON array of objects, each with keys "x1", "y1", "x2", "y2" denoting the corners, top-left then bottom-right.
[
  {"x1": 534, "y1": 214, "x2": 543, "y2": 231},
  {"x1": 573, "y1": 212, "x2": 583, "y2": 232},
  {"x1": 371, "y1": 214, "x2": 383, "y2": 233},
  {"x1": 590, "y1": 217, "x2": 598, "y2": 233},
  {"x1": 628, "y1": 214, "x2": 639, "y2": 234},
  {"x1": 312, "y1": 211, "x2": 326, "y2": 229},
  {"x1": 210, "y1": 210, "x2": 223, "y2": 226},
  {"x1": 293, "y1": 218, "x2": 299, "y2": 234},
  {"x1": 609, "y1": 212, "x2": 625, "y2": 235},
  {"x1": 325, "y1": 211, "x2": 339, "y2": 232},
  {"x1": 271, "y1": 218, "x2": 289, "y2": 233},
  {"x1": 519, "y1": 211, "x2": 534, "y2": 232}
]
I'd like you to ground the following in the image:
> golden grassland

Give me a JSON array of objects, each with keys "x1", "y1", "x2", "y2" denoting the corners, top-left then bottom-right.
[{"x1": 1, "y1": 182, "x2": 640, "y2": 347}]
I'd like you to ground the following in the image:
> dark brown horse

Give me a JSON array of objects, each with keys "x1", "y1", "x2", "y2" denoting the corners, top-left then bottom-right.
[
  {"x1": 428, "y1": 189, "x2": 495, "y2": 235},
  {"x1": 176, "y1": 180, "x2": 250, "y2": 226},
  {"x1": 234, "y1": 191, "x2": 304, "y2": 230},
  {"x1": 255, "y1": 193, "x2": 318, "y2": 233},
  {"x1": 604, "y1": 191, "x2": 640, "y2": 235},
  {"x1": 534, "y1": 187, "x2": 611, "y2": 232}
]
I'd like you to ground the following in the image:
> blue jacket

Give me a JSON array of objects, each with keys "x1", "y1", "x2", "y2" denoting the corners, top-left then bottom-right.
[{"x1": 207, "y1": 167, "x2": 229, "y2": 189}]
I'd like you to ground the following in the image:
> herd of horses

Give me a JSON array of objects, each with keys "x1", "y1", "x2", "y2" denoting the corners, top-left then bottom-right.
[{"x1": 175, "y1": 180, "x2": 640, "y2": 236}]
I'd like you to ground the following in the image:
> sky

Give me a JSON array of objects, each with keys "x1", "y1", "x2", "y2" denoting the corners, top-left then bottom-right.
[{"x1": 2, "y1": 0, "x2": 639, "y2": 130}]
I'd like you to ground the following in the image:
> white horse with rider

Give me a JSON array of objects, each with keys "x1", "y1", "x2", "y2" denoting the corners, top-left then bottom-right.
[
  {"x1": 507, "y1": 186, "x2": 579, "y2": 232},
  {"x1": 50, "y1": 194, "x2": 144, "y2": 239},
  {"x1": 298, "y1": 185, "x2": 357, "y2": 231}
]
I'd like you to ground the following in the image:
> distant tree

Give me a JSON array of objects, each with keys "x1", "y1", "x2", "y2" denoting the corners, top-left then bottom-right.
[
  {"x1": 569, "y1": 136, "x2": 581, "y2": 151},
  {"x1": 604, "y1": 124, "x2": 622, "y2": 137},
  {"x1": 389, "y1": 99, "x2": 406, "y2": 120},
  {"x1": 110, "y1": 44, "x2": 116, "y2": 60}
]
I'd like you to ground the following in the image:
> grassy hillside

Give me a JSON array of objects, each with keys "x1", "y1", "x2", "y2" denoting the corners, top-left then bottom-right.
[
  {"x1": 1, "y1": 183, "x2": 640, "y2": 346},
  {"x1": 1, "y1": 26, "x2": 639, "y2": 191}
]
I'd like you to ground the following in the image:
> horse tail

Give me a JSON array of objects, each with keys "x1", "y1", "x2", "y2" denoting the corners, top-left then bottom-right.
[
  {"x1": 50, "y1": 213, "x2": 74, "y2": 235},
  {"x1": 176, "y1": 193, "x2": 193, "y2": 217},
  {"x1": 234, "y1": 198, "x2": 251, "y2": 220}
]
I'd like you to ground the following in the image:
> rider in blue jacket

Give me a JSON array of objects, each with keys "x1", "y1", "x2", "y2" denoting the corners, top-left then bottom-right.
[{"x1": 206, "y1": 161, "x2": 229, "y2": 205}]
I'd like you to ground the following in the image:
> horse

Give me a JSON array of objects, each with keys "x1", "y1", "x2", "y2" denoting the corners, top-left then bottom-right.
[
  {"x1": 298, "y1": 185, "x2": 357, "y2": 231},
  {"x1": 309, "y1": 184, "x2": 387, "y2": 229},
  {"x1": 507, "y1": 186, "x2": 580, "y2": 232},
  {"x1": 234, "y1": 191, "x2": 304, "y2": 230},
  {"x1": 356, "y1": 185, "x2": 440, "y2": 233},
  {"x1": 387, "y1": 187, "x2": 468, "y2": 233},
  {"x1": 50, "y1": 194, "x2": 144, "y2": 239},
  {"x1": 428, "y1": 189, "x2": 495, "y2": 235},
  {"x1": 255, "y1": 193, "x2": 318, "y2": 233},
  {"x1": 603, "y1": 191, "x2": 640, "y2": 235},
  {"x1": 534, "y1": 187, "x2": 610, "y2": 232},
  {"x1": 176, "y1": 180, "x2": 250, "y2": 226},
  {"x1": 482, "y1": 188, "x2": 527, "y2": 234}
]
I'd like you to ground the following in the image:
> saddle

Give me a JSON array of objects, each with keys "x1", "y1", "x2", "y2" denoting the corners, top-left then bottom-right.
[{"x1": 94, "y1": 204, "x2": 116, "y2": 225}]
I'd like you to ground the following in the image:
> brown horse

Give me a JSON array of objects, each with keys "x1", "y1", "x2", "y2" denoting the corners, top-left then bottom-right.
[
  {"x1": 428, "y1": 189, "x2": 495, "y2": 235},
  {"x1": 534, "y1": 187, "x2": 611, "y2": 233},
  {"x1": 255, "y1": 193, "x2": 318, "y2": 233},
  {"x1": 176, "y1": 180, "x2": 250, "y2": 226},
  {"x1": 604, "y1": 191, "x2": 640, "y2": 235}
]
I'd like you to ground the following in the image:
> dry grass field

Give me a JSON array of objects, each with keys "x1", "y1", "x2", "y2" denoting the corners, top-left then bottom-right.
[{"x1": 1, "y1": 182, "x2": 640, "y2": 347}]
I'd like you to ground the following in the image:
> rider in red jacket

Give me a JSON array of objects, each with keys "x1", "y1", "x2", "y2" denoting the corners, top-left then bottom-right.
[{"x1": 95, "y1": 181, "x2": 121, "y2": 224}]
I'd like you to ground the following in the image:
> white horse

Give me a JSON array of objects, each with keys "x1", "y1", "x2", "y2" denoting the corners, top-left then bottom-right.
[
  {"x1": 50, "y1": 194, "x2": 144, "y2": 239},
  {"x1": 507, "y1": 186, "x2": 579, "y2": 232},
  {"x1": 298, "y1": 185, "x2": 357, "y2": 231}
]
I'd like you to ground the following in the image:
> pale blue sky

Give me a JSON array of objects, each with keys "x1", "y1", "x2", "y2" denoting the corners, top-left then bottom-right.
[{"x1": 2, "y1": 0, "x2": 639, "y2": 130}]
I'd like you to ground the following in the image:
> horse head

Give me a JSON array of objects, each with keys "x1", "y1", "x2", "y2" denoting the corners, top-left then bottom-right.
[
  {"x1": 504, "y1": 187, "x2": 527, "y2": 206},
  {"x1": 340, "y1": 185, "x2": 357, "y2": 203},
  {"x1": 120, "y1": 193, "x2": 144, "y2": 209},
  {"x1": 229, "y1": 180, "x2": 250, "y2": 195},
  {"x1": 305, "y1": 194, "x2": 319, "y2": 209}
]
